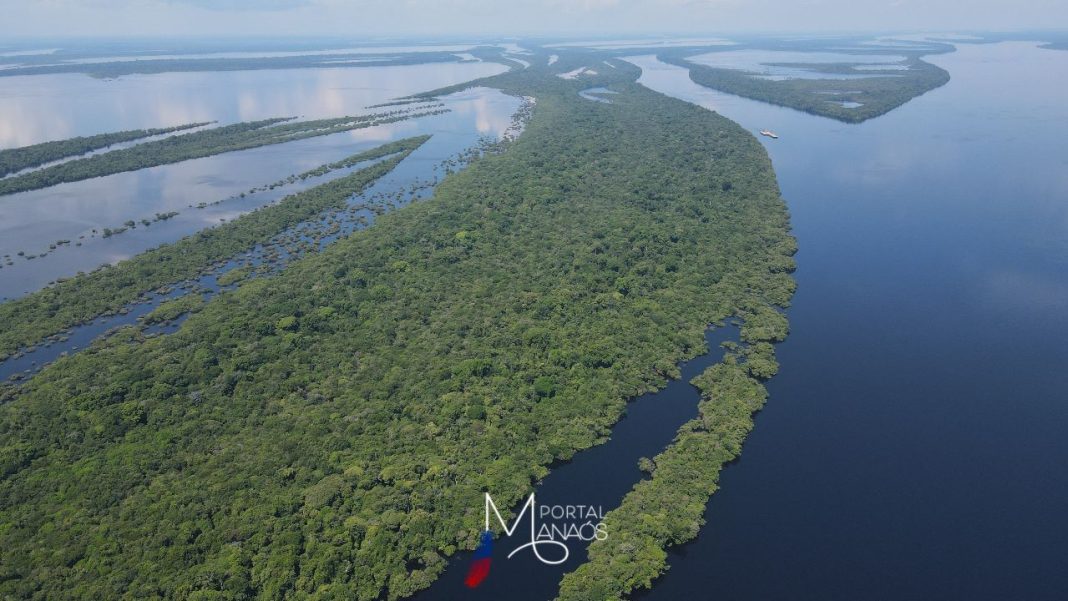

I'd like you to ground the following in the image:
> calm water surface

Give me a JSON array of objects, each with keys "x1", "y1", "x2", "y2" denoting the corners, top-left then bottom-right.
[
  {"x1": 686, "y1": 49, "x2": 909, "y2": 80},
  {"x1": 0, "y1": 84, "x2": 516, "y2": 298},
  {"x1": 0, "y1": 61, "x2": 505, "y2": 148},
  {"x1": 627, "y1": 41, "x2": 1068, "y2": 600}
]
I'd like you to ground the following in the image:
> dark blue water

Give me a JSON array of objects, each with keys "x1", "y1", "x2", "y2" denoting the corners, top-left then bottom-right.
[
  {"x1": 627, "y1": 41, "x2": 1068, "y2": 600},
  {"x1": 414, "y1": 324, "x2": 739, "y2": 601}
]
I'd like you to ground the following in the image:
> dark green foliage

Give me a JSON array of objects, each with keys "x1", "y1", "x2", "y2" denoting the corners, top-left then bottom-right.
[
  {"x1": 662, "y1": 53, "x2": 950, "y2": 123},
  {"x1": 0, "y1": 136, "x2": 429, "y2": 357},
  {"x1": 0, "y1": 62, "x2": 793, "y2": 600},
  {"x1": 0, "y1": 110, "x2": 443, "y2": 196},
  {"x1": 558, "y1": 328, "x2": 784, "y2": 600},
  {"x1": 216, "y1": 266, "x2": 252, "y2": 287},
  {"x1": 142, "y1": 294, "x2": 206, "y2": 325},
  {"x1": 0, "y1": 122, "x2": 209, "y2": 177}
]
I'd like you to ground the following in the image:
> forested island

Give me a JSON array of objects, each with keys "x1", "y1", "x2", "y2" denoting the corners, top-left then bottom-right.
[
  {"x1": 659, "y1": 50, "x2": 951, "y2": 123},
  {"x1": 0, "y1": 108, "x2": 445, "y2": 197},
  {"x1": 0, "y1": 122, "x2": 208, "y2": 177},
  {"x1": 0, "y1": 54, "x2": 795, "y2": 600}
]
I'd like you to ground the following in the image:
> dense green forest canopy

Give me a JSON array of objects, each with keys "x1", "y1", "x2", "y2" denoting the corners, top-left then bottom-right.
[
  {"x1": 655, "y1": 42, "x2": 951, "y2": 123},
  {"x1": 0, "y1": 136, "x2": 429, "y2": 360},
  {"x1": 0, "y1": 55, "x2": 793, "y2": 600},
  {"x1": 558, "y1": 309, "x2": 789, "y2": 599}
]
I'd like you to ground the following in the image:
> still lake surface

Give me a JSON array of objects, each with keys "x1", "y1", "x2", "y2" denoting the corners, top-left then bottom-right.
[
  {"x1": 0, "y1": 61, "x2": 505, "y2": 148},
  {"x1": 626, "y1": 41, "x2": 1068, "y2": 600}
]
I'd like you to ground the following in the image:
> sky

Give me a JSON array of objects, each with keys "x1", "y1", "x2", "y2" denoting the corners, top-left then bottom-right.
[{"x1": 0, "y1": 0, "x2": 1065, "y2": 38}]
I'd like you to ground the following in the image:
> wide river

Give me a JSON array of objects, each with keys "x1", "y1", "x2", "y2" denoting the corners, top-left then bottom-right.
[
  {"x1": 625, "y1": 41, "x2": 1068, "y2": 600},
  {"x1": 411, "y1": 40, "x2": 1068, "y2": 600}
]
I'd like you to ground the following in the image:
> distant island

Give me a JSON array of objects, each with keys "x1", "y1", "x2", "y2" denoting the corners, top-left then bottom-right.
[{"x1": 655, "y1": 38, "x2": 953, "y2": 123}]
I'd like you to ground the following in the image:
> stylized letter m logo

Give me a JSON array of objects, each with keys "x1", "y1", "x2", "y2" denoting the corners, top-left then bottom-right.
[{"x1": 483, "y1": 492, "x2": 568, "y2": 565}]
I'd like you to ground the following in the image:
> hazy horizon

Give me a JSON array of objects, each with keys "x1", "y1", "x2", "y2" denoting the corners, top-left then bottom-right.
[{"x1": 1, "y1": 0, "x2": 1066, "y2": 38}]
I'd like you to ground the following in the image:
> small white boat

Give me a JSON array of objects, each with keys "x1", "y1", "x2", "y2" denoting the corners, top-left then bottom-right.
[{"x1": 759, "y1": 129, "x2": 779, "y2": 139}]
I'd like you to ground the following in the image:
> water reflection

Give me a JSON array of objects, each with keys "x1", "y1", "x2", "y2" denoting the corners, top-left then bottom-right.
[
  {"x1": 546, "y1": 38, "x2": 733, "y2": 50},
  {"x1": 0, "y1": 61, "x2": 506, "y2": 148},
  {"x1": 687, "y1": 49, "x2": 908, "y2": 80},
  {"x1": 578, "y1": 87, "x2": 618, "y2": 103},
  {"x1": 0, "y1": 87, "x2": 519, "y2": 298},
  {"x1": 55, "y1": 44, "x2": 480, "y2": 64}
]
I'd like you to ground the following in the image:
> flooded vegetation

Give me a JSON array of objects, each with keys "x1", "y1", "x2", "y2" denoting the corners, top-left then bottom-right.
[
  {"x1": 0, "y1": 61, "x2": 507, "y2": 148},
  {"x1": 0, "y1": 91, "x2": 530, "y2": 378},
  {"x1": 0, "y1": 87, "x2": 519, "y2": 296},
  {"x1": 0, "y1": 106, "x2": 446, "y2": 196},
  {"x1": 0, "y1": 121, "x2": 208, "y2": 177},
  {"x1": 0, "y1": 136, "x2": 429, "y2": 363}
]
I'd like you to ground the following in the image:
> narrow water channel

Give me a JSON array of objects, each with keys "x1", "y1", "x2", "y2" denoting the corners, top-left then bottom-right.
[{"x1": 413, "y1": 324, "x2": 739, "y2": 600}]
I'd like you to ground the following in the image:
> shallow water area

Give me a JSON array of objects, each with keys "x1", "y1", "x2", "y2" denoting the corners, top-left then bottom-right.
[{"x1": 0, "y1": 85, "x2": 516, "y2": 298}]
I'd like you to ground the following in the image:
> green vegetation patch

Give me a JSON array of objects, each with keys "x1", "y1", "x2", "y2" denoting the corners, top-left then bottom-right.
[
  {"x1": 0, "y1": 136, "x2": 429, "y2": 357},
  {"x1": 142, "y1": 293, "x2": 206, "y2": 326},
  {"x1": 0, "y1": 122, "x2": 209, "y2": 177},
  {"x1": 557, "y1": 309, "x2": 790, "y2": 599},
  {"x1": 0, "y1": 109, "x2": 444, "y2": 196},
  {"x1": 662, "y1": 52, "x2": 950, "y2": 123},
  {"x1": 0, "y1": 61, "x2": 793, "y2": 600}
]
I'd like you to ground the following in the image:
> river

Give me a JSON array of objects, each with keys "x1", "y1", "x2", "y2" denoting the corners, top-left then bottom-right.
[
  {"x1": 625, "y1": 41, "x2": 1068, "y2": 600},
  {"x1": 0, "y1": 61, "x2": 506, "y2": 148}
]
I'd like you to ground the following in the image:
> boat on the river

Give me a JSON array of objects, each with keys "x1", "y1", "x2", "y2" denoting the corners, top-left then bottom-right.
[{"x1": 760, "y1": 129, "x2": 779, "y2": 139}]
